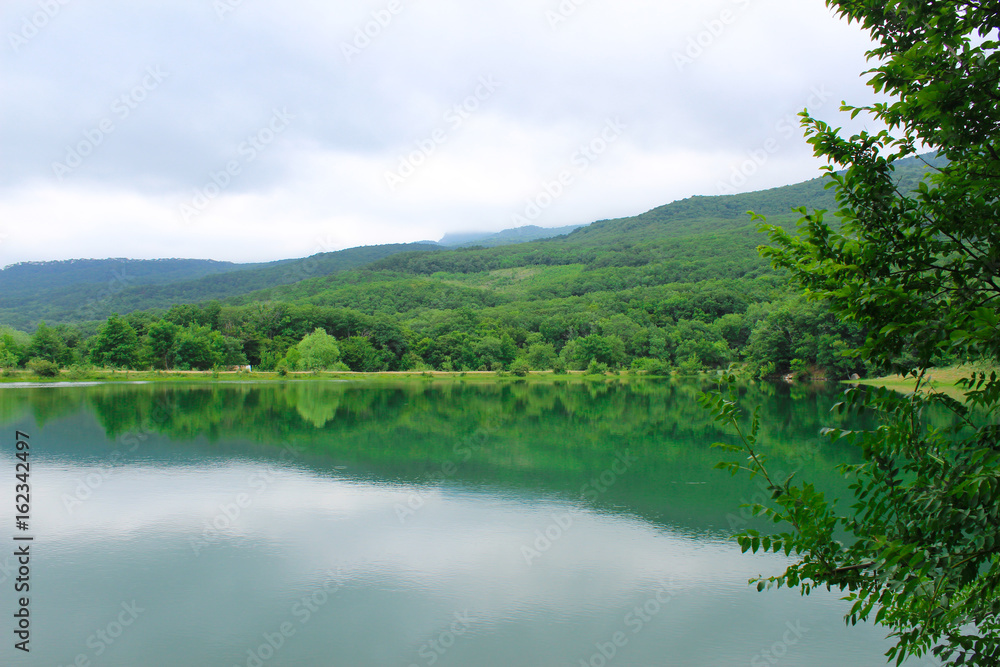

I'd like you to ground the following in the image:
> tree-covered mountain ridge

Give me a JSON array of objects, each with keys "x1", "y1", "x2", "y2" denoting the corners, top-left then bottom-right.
[
  {"x1": 0, "y1": 153, "x2": 939, "y2": 328},
  {"x1": 0, "y1": 243, "x2": 440, "y2": 328},
  {"x1": 0, "y1": 154, "x2": 944, "y2": 379}
]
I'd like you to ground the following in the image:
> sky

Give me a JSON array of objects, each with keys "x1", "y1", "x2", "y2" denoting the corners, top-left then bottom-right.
[{"x1": 0, "y1": 0, "x2": 882, "y2": 267}]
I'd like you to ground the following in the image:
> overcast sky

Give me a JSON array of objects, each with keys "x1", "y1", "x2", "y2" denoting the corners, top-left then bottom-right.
[{"x1": 0, "y1": 0, "x2": 881, "y2": 266}]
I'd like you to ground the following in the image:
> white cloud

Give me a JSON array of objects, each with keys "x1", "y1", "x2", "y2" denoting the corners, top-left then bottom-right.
[{"x1": 0, "y1": 0, "x2": 883, "y2": 266}]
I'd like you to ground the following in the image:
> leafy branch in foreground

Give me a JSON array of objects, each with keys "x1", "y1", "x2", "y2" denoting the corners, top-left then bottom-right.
[
  {"x1": 704, "y1": 0, "x2": 1000, "y2": 663},
  {"x1": 704, "y1": 373, "x2": 1000, "y2": 664}
]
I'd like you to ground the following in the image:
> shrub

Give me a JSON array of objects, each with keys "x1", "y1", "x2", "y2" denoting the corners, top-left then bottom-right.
[
  {"x1": 631, "y1": 357, "x2": 672, "y2": 376},
  {"x1": 676, "y1": 354, "x2": 704, "y2": 375},
  {"x1": 510, "y1": 359, "x2": 530, "y2": 377},
  {"x1": 27, "y1": 358, "x2": 60, "y2": 377}
]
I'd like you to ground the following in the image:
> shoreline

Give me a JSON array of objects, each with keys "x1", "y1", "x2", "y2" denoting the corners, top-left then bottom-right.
[
  {"x1": 0, "y1": 368, "x2": 665, "y2": 385},
  {"x1": 5, "y1": 364, "x2": 988, "y2": 389}
]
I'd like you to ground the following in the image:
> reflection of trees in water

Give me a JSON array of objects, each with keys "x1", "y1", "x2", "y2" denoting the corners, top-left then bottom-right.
[
  {"x1": 4, "y1": 388, "x2": 86, "y2": 427},
  {"x1": 287, "y1": 383, "x2": 340, "y2": 428},
  {"x1": 39, "y1": 380, "x2": 876, "y2": 457},
  {"x1": 3, "y1": 380, "x2": 970, "y2": 531},
  {"x1": 0, "y1": 389, "x2": 31, "y2": 426}
]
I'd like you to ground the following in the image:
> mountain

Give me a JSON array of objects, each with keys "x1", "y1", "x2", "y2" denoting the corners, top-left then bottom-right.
[
  {"x1": 0, "y1": 154, "x2": 941, "y2": 332},
  {"x1": 0, "y1": 257, "x2": 262, "y2": 292},
  {"x1": 205, "y1": 154, "x2": 941, "y2": 339},
  {"x1": 0, "y1": 243, "x2": 439, "y2": 329},
  {"x1": 0, "y1": 154, "x2": 946, "y2": 378},
  {"x1": 438, "y1": 224, "x2": 587, "y2": 248}
]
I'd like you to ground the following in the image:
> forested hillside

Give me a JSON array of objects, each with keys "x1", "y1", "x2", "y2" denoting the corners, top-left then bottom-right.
[
  {"x1": 0, "y1": 155, "x2": 944, "y2": 379},
  {"x1": 0, "y1": 243, "x2": 439, "y2": 328}
]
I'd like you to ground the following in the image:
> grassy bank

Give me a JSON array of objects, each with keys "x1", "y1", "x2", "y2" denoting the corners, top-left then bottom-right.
[{"x1": 855, "y1": 364, "x2": 996, "y2": 398}]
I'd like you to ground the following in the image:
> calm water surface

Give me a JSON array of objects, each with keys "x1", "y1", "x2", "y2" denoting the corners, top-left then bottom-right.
[{"x1": 0, "y1": 379, "x2": 942, "y2": 666}]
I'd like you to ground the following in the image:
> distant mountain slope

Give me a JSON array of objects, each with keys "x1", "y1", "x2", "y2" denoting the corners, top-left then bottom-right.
[
  {"x1": 0, "y1": 153, "x2": 942, "y2": 330},
  {"x1": 561, "y1": 152, "x2": 943, "y2": 246},
  {"x1": 438, "y1": 224, "x2": 587, "y2": 248},
  {"x1": 243, "y1": 154, "x2": 942, "y2": 309},
  {"x1": 0, "y1": 257, "x2": 261, "y2": 292},
  {"x1": 0, "y1": 243, "x2": 440, "y2": 328},
  {"x1": 0, "y1": 258, "x2": 266, "y2": 328}
]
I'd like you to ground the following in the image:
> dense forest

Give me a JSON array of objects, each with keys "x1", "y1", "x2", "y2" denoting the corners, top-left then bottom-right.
[{"x1": 0, "y1": 156, "x2": 946, "y2": 379}]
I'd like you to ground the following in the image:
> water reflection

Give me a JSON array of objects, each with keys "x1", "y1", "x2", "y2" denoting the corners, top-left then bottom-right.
[{"x1": 0, "y1": 380, "x2": 942, "y2": 666}]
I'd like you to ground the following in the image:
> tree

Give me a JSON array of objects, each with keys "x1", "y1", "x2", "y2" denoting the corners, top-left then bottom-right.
[
  {"x1": 27, "y1": 322, "x2": 67, "y2": 365},
  {"x1": 295, "y1": 328, "x2": 341, "y2": 371},
  {"x1": 340, "y1": 336, "x2": 383, "y2": 372},
  {"x1": 707, "y1": 2, "x2": 1000, "y2": 664},
  {"x1": 0, "y1": 326, "x2": 28, "y2": 368},
  {"x1": 173, "y1": 324, "x2": 224, "y2": 370},
  {"x1": 0, "y1": 344, "x2": 15, "y2": 369},
  {"x1": 561, "y1": 334, "x2": 626, "y2": 370},
  {"x1": 672, "y1": 320, "x2": 730, "y2": 369},
  {"x1": 525, "y1": 342, "x2": 557, "y2": 370},
  {"x1": 90, "y1": 314, "x2": 140, "y2": 369},
  {"x1": 145, "y1": 320, "x2": 180, "y2": 369}
]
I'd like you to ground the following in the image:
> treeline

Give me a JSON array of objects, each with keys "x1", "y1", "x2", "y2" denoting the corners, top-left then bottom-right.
[{"x1": 0, "y1": 282, "x2": 871, "y2": 379}]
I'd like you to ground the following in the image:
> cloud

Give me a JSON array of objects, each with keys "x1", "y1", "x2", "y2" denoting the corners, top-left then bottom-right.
[{"x1": 0, "y1": 0, "x2": 881, "y2": 265}]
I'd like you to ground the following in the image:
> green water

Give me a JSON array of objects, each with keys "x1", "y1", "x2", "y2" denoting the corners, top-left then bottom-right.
[{"x1": 0, "y1": 379, "x2": 942, "y2": 666}]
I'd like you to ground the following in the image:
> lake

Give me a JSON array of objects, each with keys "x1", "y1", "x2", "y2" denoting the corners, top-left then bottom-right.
[{"x1": 0, "y1": 379, "x2": 942, "y2": 666}]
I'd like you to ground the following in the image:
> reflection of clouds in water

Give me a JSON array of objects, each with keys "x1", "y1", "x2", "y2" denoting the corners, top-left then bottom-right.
[
  {"x1": 0, "y1": 461, "x2": 904, "y2": 666},
  {"x1": 0, "y1": 382, "x2": 917, "y2": 666},
  {"x1": 8, "y1": 460, "x2": 729, "y2": 587}
]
